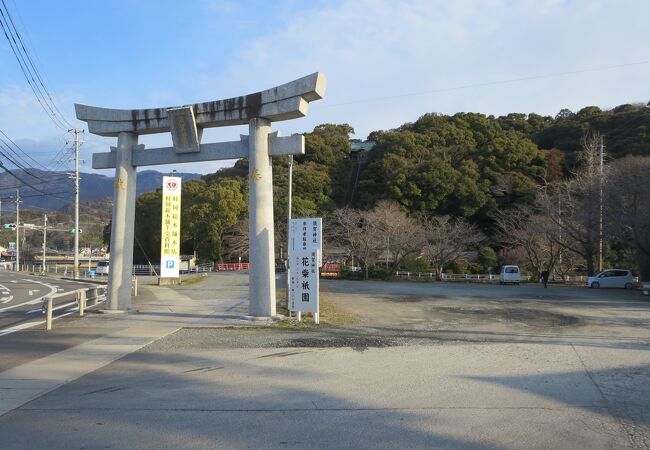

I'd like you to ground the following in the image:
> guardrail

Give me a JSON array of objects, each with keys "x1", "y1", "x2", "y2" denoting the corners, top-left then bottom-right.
[
  {"x1": 42, "y1": 286, "x2": 107, "y2": 330},
  {"x1": 216, "y1": 263, "x2": 249, "y2": 271},
  {"x1": 393, "y1": 271, "x2": 591, "y2": 283},
  {"x1": 394, "y1": 272, "x2": 512, "y2": 281},
  {"x1": 1, "y1": 263, "x2": 214, "y2": 278}
]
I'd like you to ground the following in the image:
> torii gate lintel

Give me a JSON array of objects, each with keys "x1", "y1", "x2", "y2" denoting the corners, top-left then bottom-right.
[{"x1": 75, "y1": 73, "x2": 326, "y2": 316}]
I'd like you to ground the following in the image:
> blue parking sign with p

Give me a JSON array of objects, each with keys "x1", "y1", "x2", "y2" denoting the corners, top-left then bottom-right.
[{"x1": 161, "y1": 257, "x2": 179, "y2": 277}]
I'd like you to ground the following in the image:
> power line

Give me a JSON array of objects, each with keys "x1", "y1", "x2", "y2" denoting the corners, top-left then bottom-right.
[
  {"x1": 0, "y1": 190, "x2": 71, "y2": 201},
  {"x1": 0, "y1": 127, "x2": 50, "y2": 171},
  {"x1": 0, "y1": 0, "x2": 73, "y2": 130},
  {"x1": 0, "y1": 161, "x2": 70, "y2": 200},
  {"x1": 317, "y1": 59, "x2": 650, "y2": 109}
]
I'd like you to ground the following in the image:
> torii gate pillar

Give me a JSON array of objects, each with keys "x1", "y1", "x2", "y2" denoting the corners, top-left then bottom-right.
[
  {"x1": 108, "y1": 132, "x2": 138, "y2": 311},
  {"x1": 75, "y1": 72, "x2": 326, "y2": 318},
  {"x1": 248, "y1": 118, "x2": 275, "y2": 316}
]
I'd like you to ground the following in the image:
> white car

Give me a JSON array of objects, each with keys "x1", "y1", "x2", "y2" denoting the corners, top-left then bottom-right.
[
  {"x1": 95, "y1": 260, "x2": 110, "y2": 275},
  {"x1": 586, "y1": 269, "x2": 633, "y2": 289},
  {"x1": 499, "y1": 265, "x2": 521, "y2": 285}
]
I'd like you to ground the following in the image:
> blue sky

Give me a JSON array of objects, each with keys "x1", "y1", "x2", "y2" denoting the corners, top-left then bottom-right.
[{"x1": 1, "y1": 0, "x2": 649, "y2": 175}]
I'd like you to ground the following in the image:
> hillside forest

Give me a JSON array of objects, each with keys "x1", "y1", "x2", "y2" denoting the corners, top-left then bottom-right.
[{"x1": 126, "y1": 103, "x2": 650, "y2": 281}]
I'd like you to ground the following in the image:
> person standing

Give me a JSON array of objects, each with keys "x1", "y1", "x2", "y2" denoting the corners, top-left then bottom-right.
[{"x1": 541, "y1": 270, "x2": 550, "y2": 288}]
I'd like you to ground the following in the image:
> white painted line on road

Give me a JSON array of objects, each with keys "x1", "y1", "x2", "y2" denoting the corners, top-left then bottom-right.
[
  {"x1": 0, "y1": 321, "x2": 44, "y2": 337},
  {"x1": 1, "y1": 296, "x2": 14, "y2": 304},
  {"x1": 0, "y1": 279, "x2": 58, "y2": 313},
  {"x1": 0, "y1": 298, "x2": 107, "y2": 337}
]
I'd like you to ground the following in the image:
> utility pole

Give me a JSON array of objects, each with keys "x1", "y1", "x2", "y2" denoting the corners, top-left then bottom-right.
[
  {"x1": 15, "y1": 190, "x2": 19, "y2": 272},
  {"x1": 42, "y1": 214, "x2": 47, "y2": 274},
  {"x1": 599, "y1": 135, "x2": 604, "y2": 272},
  {"x1": 69, "y1": 129, "x2": 83, "y2": 279}
]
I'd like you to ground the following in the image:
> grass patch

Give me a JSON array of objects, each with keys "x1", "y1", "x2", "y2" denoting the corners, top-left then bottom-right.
[
  {"x1": 274, "y1": 287, "x2": 360, "y2": 329},
  {"x1": 180, "y1": 274, "x2": 208, "y2": 285}
]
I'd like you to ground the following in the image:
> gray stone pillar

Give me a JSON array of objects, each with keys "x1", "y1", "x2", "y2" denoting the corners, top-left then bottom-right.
[
  {"x1": 248, "y1": 118, "x2": 276, "y2": 317},
  {"x1": 107, "y1": 132, "x2": 138, "y2": 310}
]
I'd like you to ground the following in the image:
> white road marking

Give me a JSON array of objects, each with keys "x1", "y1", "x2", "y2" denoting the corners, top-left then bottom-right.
[
  {"x1": 0, "y1": 298, "x2": 106, "y2": 337},
  {"x1": 0, "y1": 284, "x2": 10, "y2": 296},
  {"x1": 0, "y1": 279, "x2": 58, "y2": 313},
  {"x1": 1, "y1": 296, "x2": 14, "y2": 304}
]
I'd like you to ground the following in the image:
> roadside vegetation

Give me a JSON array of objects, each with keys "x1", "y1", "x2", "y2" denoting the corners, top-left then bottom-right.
[
  {"x1": 275, "y1": 288, "x2": 360, "y2": 328},
  {"x1": 125, "y1": 103, "x2": 650, "y2": 281}
]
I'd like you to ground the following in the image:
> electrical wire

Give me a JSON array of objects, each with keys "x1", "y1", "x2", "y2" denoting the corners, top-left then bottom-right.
[
  {"x1": 317, "y1": 59, "x2": 650, "y2": 109},
  {"x1": 0, "y1": 128, "x2": 50, "y2": 171},
  {"x1": 0, "y1": 161, "x2": 70, "y2": 199},
  {"x1": 0, "y1": 0, "x2": 73, "y2": 130}
]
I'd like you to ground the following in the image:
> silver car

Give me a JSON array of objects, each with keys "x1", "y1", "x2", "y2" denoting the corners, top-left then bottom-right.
[{"x1": 586, "y1": 269, "x2": 633, "y2": 289}]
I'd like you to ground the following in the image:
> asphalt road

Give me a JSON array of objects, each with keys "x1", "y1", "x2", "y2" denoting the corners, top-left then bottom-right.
[
  {"x1": 0, "y1": 271, "x2": 103, "y2": 335},
  {"x1": 1, "y1": 273, "x2": 648, "y2": 449}
]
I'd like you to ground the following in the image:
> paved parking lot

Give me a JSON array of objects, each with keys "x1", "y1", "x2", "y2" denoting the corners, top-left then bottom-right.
[
  {"x1": 322, "y1": 280, "x2": 650, "y2": 345},
  {"x1": 0, "y1": 274, "x2": 648, "y2": 449}
]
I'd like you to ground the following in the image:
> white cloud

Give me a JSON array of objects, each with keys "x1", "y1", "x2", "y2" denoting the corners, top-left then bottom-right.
[
  {"x1": 4, "y1": 0, "x2": 650, "y2": 176},
  {"x1": 198, "y1": 0, "x2": 650, "y2": 138}
]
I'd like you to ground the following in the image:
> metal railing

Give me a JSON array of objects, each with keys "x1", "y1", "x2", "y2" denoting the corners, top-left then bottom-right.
[
  {"x1": 215, "y1": 263, "x2": 249, "y2": 271},
  {"x1": 393, "y1": 271, "x2": 590, "y2": 283},
  {"x1": 0, "y1": 263, "x2": 213, "y2": 278},
  {"x1": 42, "y1": 286, "x2": 107, "y2": 330}
]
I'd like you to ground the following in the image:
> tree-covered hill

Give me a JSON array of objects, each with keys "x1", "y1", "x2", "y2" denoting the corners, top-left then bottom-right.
[
  {"x1": 500, "y1": 103, "x2": 650, "y2": 170},
  {"x1": 131, "y1": 102, "x2": 650, "y2": 266}
]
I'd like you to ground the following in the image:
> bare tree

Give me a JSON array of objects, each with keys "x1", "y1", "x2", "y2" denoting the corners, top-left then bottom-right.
[
  {"x1": 328, "y1": 207, "x2": 382, "y2": 280},
  {"x1": 422, "y1": 215, "x2": 482, "y2": 279},
  {"x1": 492, "y1": 206, "x2": 564, "y2": 277},
  {"x1": 365, "y1": 200, "x2": 425, "y2": 274},
  {"x1": 223, "y1": 219, "x2": 248, "y2": 262},
  {"x1": 606, "y1": 156, "x2": 650, "y2": 281},
  {"x1": 541, "y1": 131, "x2": 609, "y2": 275}
]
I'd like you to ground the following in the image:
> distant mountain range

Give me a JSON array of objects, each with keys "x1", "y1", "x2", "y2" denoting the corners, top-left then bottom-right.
[{"x1": 0, "y1": 169, "x2": 203, "y2": 211}]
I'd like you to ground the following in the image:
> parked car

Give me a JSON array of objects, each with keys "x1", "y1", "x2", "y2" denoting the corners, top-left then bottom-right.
[
  {"x1": 586, "y1": 269, "x2": 633, "y2": 289},
  {"x1": 95, "y1": 260, "x2": 109, "y2": 275},
  {"x1": 499, "y1": 265, "x2": 521, "y2": 285}
]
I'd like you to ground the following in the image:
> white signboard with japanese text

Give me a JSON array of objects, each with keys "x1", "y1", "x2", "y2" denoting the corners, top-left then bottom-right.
[
  {"x1": 289, "y1": 248, "x2": 319, "y2": 313},
  {"x1": 289, "y1": 218, "x2": 322, "y2": 267},
  {"x1": 160, "y1": 176, "x2": 182, "y2": 278}
]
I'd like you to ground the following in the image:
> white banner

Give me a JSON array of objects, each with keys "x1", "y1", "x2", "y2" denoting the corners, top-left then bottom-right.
[
  {"x1": 289, "y1": 218, "x2": 322, "y2": 266},
  {"x1": 289, "y1": 249, "x2": 319, "y2": 313},
  {"x1": 160, "y1": 176, "x2": 182, "y2": 278}
]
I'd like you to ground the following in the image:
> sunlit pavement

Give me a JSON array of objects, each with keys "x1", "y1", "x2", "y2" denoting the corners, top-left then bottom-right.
[{"x1": 0, "y1": 273, "x2": 648, "y2": 449}]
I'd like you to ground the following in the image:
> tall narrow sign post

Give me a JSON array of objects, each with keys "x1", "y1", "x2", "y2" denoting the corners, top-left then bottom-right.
[
  {"x1": 289, "y1": 249, "x2": 319, "y2": 323},
  {"x1": 160, "y1": 176, "x2": 182, "y2": 280},
  {"x1": 288, "y1": 218, "x2": 322, "y2": 323}
]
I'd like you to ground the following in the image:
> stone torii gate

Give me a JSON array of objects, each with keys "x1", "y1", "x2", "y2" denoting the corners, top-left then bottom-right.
[{"x1": 75, "y1": 72, "x2": 326, "y2": 318}]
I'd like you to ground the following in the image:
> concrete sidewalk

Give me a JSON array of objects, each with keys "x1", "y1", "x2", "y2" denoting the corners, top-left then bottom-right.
[{"x1": 0, "y1": 272, "x2": 257, "y2": 419}]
